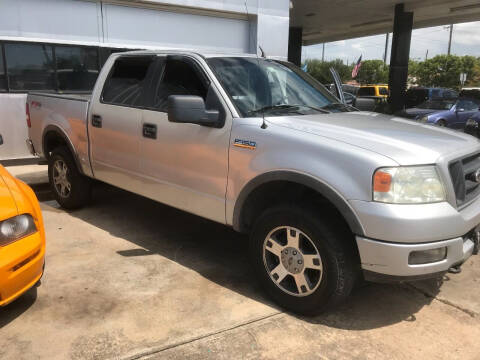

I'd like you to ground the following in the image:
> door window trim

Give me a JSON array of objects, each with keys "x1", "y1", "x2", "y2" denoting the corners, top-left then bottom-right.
[{"x1": 100, "y1": 54, "x2": 157, "y2": 110}]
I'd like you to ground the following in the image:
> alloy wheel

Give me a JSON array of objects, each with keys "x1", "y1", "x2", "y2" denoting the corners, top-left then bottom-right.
[{"x1": 263, "y1": 226, "x2": 323, "y2": 297}]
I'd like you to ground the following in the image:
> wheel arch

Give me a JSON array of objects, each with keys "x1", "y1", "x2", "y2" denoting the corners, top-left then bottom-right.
[
  {"x1": 42, "y1": 125, "x2": 84, "y2": 175},
  {"x1": 232, "y1": 171, "x2": 365, "y2": 236}
]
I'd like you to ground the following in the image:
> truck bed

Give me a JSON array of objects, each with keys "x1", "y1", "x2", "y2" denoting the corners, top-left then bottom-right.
[{"x1": 27, "y1": 92, "x2": 92, "y2": 176}]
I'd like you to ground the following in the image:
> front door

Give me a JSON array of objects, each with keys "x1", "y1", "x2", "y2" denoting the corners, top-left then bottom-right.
[
  {"x1": 89, "y1": 55, "x2": 156, "y2": 192},
  {"x1": 139, "y1": 55, "x2": 232, "y2": 223}
]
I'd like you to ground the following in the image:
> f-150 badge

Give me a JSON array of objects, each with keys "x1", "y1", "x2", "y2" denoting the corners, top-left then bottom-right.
[{"x1": 234, "y1": 139, "x2": 256, "y2": 150}]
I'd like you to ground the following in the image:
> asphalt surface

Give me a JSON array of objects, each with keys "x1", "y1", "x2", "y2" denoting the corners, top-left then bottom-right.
[{"x1": 1, "y1": 165, "x2": 479, "y2": 360}]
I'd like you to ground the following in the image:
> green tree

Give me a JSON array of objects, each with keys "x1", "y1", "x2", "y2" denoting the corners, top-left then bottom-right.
[
  {"x1": 414, "y1": 55, "x2": 478, "y2": 89},
  {"x1": 355, "y1": 60, "x2": 389, "y2": 84},
  {"x1": 304, "y1": 59, "x2": 353, "y2": 84}
]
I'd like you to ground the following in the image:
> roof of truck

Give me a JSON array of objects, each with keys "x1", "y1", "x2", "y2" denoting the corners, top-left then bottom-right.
[{"x1": 112, "y1": 49, "x2": 276, "y2": 59}]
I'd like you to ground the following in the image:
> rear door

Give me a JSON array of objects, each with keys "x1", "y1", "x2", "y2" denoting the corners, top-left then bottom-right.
[
  {"x1": 138, "y1": 55, "x2": 231, "y2": 223},
  {"x1": 88, "y1": 55, "x2": 156, "y2": 192}
]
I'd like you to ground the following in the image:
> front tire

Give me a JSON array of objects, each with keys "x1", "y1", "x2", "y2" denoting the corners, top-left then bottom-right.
[
  {"x1": 250, "y1": 205, "x2": 357, "y2": 315},
  {"x1": 48, "y1": 147, "x2": 91, "y2": 209}
]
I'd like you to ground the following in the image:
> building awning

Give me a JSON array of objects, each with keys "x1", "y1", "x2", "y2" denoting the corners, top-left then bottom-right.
[{"x1": 291, "y1": 0, "x2": 480, "y2": 45}]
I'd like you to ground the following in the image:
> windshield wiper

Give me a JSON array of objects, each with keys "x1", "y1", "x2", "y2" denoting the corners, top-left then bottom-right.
[
  {"x1": 247, "y1": 104, "x2": 328, "y2": 116},
  {"x1": 321, "y1": 102, "x2": 354, "y2": 111}
]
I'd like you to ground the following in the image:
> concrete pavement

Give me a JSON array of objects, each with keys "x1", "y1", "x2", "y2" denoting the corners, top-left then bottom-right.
[{"x1": 0, "y1": 165, "x2": 479, "y2": 359}]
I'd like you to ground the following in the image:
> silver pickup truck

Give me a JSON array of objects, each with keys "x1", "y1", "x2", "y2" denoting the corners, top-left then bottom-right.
[{"x1": 27, "y1": 50, "x2": 479, "y2": 314}]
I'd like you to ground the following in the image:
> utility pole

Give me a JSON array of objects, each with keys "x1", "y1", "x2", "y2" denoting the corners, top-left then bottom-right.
[
  {"x1": 447, "y1": 24, "x2": 453, "y2": 55},
  {"x1": 383, "y1": 33, "x2": 389, "y2": 64},
  {"x1": 322, "y1": 43, "x2": 325, "y2": 62}
]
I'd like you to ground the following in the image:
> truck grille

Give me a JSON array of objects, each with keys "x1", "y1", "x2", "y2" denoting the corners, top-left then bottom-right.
[{"x1": 449, "y1": 153, "x2": 480, "y2": 206}]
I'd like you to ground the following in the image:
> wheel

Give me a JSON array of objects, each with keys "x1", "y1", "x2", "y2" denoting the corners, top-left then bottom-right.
[
  {"x1": 437, "y1": 119, "x2": 447, "y2": 127},
  {"x1": 250, "y1": 205, "x2": 357, "y2": 315},
  {"x1": 48, "y1": 147, "x2": 91, "y2": 209}
]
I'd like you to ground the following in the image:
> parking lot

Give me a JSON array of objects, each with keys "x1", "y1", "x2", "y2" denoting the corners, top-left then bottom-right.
[{"x1": 1, "y1": 165, "x2": 479, "y2": 360}]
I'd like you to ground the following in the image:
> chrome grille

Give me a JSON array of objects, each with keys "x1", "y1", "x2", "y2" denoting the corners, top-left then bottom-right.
[{"x1": 449, "y1": 153, "x2": 480, "y2": 206}]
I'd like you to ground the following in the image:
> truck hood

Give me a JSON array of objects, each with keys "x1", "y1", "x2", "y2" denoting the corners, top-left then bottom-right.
[{"x1": 267, "y1": 112, "x2": 480, "y2": 165}]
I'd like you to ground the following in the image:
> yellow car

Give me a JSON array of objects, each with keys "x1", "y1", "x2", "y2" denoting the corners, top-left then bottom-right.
[
  {"x1": 357, "y1": 85, "x2": 389, "y2": 98},
  {"x1": 0, "y1": 164, "x2": 45, "y2": 306}
]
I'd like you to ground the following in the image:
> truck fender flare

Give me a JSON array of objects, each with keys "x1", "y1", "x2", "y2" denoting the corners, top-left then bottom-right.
[
  {"x1": 232, "y1": 171, "x2": 365, "y2": 236},
  {"x1": 42, "y1": 125, "x2": 84, "y2": 175}
]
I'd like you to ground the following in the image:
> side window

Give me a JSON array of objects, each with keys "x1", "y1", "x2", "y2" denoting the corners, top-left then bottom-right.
[
  {"x1": 4, "y1": 43, "x2": 55, "y2": 91},
  {"x1": 102, "y1": 56, "x2": 155, "y2": 107},
  {"x1": 358, "y1": 87, "x2": 375, "y2": 96},
  {"x1": 463, "y1": 100, "x2": 479, "y2": 111},
  {"x1": 151, "y1": 58, "x2": 208, "y2": 112}
]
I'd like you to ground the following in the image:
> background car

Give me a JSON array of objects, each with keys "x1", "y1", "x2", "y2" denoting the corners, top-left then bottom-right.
[
  {"x1": 403, "y1": 98, "x2": 480, "y2": 129},
  {"x1": 0, "y1": 139, "x2": 45, "y2": 306},
  {"x1": 405, "y1": 87, "x2": 458, "y2": 108},
  {"x1": 357, "y1": 85, "x2": 389, "y2": 98}
]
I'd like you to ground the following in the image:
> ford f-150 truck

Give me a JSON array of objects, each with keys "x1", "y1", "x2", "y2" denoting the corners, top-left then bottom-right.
[{"x1": 26, "y1": 50, "x2": 479, "y2": 314}]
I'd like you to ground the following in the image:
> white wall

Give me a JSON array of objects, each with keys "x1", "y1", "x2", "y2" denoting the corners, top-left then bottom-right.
[
  {"x1": 0, "y1": 94, "x2": 29, "y2": 160},
  {"x1": 103, "y1": 3, "x2": 250, "y2": 53}
]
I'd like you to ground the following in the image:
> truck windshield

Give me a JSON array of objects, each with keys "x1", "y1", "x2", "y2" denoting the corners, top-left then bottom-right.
[{"x1": 207, "y1": 57, "x2": 341, "y2": 118}]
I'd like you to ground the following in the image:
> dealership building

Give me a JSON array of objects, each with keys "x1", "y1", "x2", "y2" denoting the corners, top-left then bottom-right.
[{"x1": 0, "y1": 0, "x2": 289, "y2": 160}]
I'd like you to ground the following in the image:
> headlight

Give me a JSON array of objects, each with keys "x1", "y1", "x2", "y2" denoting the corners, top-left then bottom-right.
[
  {"x1": 418, "y1": 115, "x2": 429, "y2": 123},
  {"x1": 373, "y1": 166, "x2": 445, "y2": 204},
  {"x1": 0, "y1": 214, "x2": 37, "y2": 246}
]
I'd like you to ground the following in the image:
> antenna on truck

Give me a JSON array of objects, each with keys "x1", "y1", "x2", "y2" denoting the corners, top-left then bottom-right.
[{"x1": 244, "y1": 0, "x2": 268, "y2": 129}]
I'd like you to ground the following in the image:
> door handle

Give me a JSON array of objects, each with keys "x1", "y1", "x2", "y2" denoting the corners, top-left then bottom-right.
[
  {"x1": 143, "y1": 123, "x2": 157, "y2": 139},
  {"x1": 92, "y1": 114, "x2": 102, "y2": 128}
]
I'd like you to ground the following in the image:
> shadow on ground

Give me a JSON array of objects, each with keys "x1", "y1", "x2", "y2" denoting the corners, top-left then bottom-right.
[
  {"x1": 0, "y1": 287, "x2": 37, "y2": 328},
  {"x1": 37, "y1": 183, "x2": 443, "y2": 330}
]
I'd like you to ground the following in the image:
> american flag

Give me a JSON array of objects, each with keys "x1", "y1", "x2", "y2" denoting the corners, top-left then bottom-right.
[{"x1": 351, "y1": 55, "x2": 362, "y2": 78}]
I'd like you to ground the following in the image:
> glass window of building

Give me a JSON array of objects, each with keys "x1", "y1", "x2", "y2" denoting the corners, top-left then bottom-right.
[
  {"x1": 5, "y1": 43, "x2": 55, "y2": 91},
  {"x1": 56, "y1": 46, "x2": 99, "y2": 91}
]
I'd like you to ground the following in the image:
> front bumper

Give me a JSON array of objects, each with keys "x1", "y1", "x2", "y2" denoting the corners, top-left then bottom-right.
[
  {"x1": 357, "y1": 234, "x2": 476, "y2": 281},
  {"x1": 0, "y1": 231, "x2": 45, "y2": 306}
]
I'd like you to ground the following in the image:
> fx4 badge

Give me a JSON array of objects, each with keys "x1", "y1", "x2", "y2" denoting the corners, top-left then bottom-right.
[{"x1": 233, "y1": 139, "x2": 257, "y2": 150}]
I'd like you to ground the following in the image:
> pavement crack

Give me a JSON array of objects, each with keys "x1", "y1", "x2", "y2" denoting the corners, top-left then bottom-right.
[
  {"x1": 407, "y1": 283, "x2": 478, "y2": 318},
  {"x1": 118, "y1": 311, "x2": 284, "y2": 360}
]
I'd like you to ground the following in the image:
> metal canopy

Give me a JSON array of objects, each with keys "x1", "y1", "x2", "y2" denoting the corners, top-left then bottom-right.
[{"x1": 291, "y1": 0, "x2": 480, "y2": 45}]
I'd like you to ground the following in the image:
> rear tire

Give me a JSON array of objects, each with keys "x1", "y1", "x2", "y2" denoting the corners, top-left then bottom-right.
[
  {"x1": 48, "y1": 147, "x2": 91, "y2": 209},
  {"x1": 249, "y1": 205, "x2": 358, "y2": 315}
]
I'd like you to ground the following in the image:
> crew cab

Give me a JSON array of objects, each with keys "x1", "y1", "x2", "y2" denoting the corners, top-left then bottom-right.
[{"x1": 26, "y1": 50, "x2": 479, "y2": 314}]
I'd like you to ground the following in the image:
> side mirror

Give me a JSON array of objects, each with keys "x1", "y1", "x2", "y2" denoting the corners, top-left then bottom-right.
[
  {"x1": 167, "y1": 95, "x2": 219, "y2": 127},
  {"x1": 353, "y1": 97, "x2": 376, "y2": 111},
  {"x1": 0, "y1": 134, "x2": 3, "y2": 145},
  {"x1": 457, "y1": 108, "x2": 465, "y2": 113}
]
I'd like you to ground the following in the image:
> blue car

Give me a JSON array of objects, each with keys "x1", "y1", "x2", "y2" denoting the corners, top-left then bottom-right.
[{"x1": 404, "y1": 98, "x2": 480, "y2": 129}]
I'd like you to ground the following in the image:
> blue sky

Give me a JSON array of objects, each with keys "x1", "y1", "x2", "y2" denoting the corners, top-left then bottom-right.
[{"x1": 302, "y1": 21, "x2": 480, "y2": 64}]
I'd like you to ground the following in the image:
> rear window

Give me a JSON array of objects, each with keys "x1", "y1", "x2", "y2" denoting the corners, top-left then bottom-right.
[
  {"x1": 357, "y1": 87, "x2": 375, "y2": 96},
  {"x1": 102, "y1": 56, "x2": 155, "y2": 107}
]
